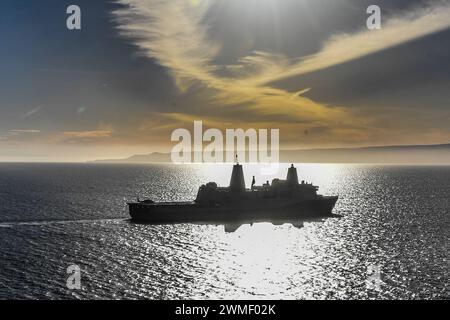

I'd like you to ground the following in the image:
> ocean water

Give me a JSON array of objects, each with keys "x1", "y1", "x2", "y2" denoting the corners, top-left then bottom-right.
[{"x1": 0, "y1": 163, "x2": 448, "y2": 300}]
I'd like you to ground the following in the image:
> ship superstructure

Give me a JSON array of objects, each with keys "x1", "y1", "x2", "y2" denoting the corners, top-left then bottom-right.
[{"x1": 128, "y1": 164, "x2": 338, "y2": 227}]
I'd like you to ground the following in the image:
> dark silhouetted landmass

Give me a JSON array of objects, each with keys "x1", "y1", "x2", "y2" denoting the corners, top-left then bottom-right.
[{"x1": 92, "y1": 143, "x2": 450, "y2": 165}]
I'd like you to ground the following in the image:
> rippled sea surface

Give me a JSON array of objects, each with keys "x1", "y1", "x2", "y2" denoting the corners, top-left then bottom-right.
[{"x1": 0, "y1": 163, "x2": 448, "y2": 299}]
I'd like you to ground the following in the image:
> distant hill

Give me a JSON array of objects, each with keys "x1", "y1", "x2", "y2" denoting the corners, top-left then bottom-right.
[
  {"x1": 280, "y1": 143, "x2": 450, "y2": 164},
  {"x1": 92, "y1": 143, "x2": 450, "y2": 165}
]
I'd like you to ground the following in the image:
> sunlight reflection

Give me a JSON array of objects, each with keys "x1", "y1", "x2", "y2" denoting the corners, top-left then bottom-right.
[{"x1": 202, "y1": 222, "x2": 320, "y2": 299}]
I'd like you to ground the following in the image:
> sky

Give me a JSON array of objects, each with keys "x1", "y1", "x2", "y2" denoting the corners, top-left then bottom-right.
[{"x1": 0, "y1": 0, "x2": 449, "y2": 161}]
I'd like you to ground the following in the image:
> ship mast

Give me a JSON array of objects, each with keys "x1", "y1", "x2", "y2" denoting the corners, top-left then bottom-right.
[
  {"x1": 229, "y1": 155, "x2": 246, "y2": 192},
  {"x1": 286, "y1": 164, "x2": 299, "y2": 186}
]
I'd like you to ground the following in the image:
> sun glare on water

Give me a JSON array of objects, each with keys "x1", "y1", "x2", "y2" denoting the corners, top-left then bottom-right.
[{"x1": 199, "y1": 222, "x2": 320, "y2": 299}]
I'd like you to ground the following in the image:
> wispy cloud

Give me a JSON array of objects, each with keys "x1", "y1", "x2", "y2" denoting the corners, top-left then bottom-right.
[
  {"x1": 0, "y1": 129, "x2": 42, "y2": 142},
  {"x1": 115, "y1": 0, "x2": 220, "y2": 91},
  {"x1": 62, "y1": 130, "x2": 113, "y2": 139},
  {"x1": 113, "y1": 0, "x2": 450, "y2": 145},
  {"x1": 266, "y1": 3, "x2": 450, "y2": 81},
  {"x1": 77, "y1": 106, "x2": 87, "y2": 115},
  {"x1": 21, "y1": 107, "x2": 42, "y2": 118},
  {"x1": 113, "y1": 0, "x2": 355, "y2": 124},
  {"x1": 8, "y1": 129, "x2": 41, "y2": 134}
]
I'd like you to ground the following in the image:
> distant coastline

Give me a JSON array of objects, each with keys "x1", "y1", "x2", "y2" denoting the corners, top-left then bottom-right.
[{"x1": 91, "y1": 143, "x2": 450, "y2": 165}]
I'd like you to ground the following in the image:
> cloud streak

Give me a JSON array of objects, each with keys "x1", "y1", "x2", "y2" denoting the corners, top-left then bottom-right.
[
  {"x1": 115, "y1": 0, "x2": 220, "y2": 91},
  {"x1": 113, "y1": 0, "x2": 450, "y2": 145},
  {"x1": 115, "y1": 1, "x2": 450, "y2": 86},
  {"x1": 9, "y1": 130, "x2": 41, "y2": 134},
  {"x1": 62, "y1": 130, "x2": 113, "y2": 139},
  {"x1": 0, "y1": 129, "x2": 42, "y2": 143},
  {"x1": 268, "y1": 3, "x2": 450, "y2": 81},
  {"x1": 113, "y1": 0, "x2": 355, "y2": 125},
  {"x1": 21, "y1": 107, "x2": 42, "y2": 118}
]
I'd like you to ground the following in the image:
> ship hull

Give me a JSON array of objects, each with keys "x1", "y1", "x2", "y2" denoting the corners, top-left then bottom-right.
[{"x1": 128, "y1": 196, "x2": 338, "y2": 224}]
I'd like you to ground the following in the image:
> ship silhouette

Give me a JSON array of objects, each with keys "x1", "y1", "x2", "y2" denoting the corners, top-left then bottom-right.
[{"x1": 128, "y1": 163, "x2": 338, "y2": 231}]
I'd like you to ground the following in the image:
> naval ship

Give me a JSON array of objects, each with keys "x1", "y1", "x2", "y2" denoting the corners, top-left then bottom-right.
[{"x1": 128, "y1": 164, "x2": 338, "y2": 226}]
